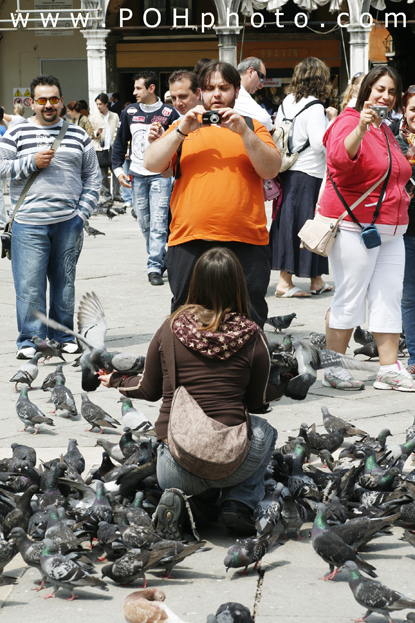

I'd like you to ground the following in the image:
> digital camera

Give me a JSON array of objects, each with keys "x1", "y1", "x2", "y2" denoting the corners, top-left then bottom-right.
[
  {"x1": 202, "y1": 111, "x2": 221, "y2": 125},
  {"x1": 370, "y1": 105, "x2": 388, "y2": 120}
]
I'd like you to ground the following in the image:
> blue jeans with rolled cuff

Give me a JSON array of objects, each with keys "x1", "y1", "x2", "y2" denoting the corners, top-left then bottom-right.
[
  {"x1": 132, "y1": 174, "x2": 172, "y2": 275},
  {"x1": 402, "y1": 235, "x2": 415, "y2": 365},
  {"x1": 156, "y1": 415, "x2": 277, "y2": 511},
  {"x1": 11, "y1": 215, "x2": 84, "y2": 349}
]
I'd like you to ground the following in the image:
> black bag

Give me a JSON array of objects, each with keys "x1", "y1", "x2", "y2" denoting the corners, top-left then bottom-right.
[{"x1": 97, "y1": 149, "x2": 111, "y2": 168}]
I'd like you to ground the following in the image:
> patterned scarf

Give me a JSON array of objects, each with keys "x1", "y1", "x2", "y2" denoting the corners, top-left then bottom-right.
[
  {"x1": 401, "y1": 120, "x2": 415, "y2": 164},
  {"x1": 173, "y1": 310, "x2": 258, "y2": 360}
]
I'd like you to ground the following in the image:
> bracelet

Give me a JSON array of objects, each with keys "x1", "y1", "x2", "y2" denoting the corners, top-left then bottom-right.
[
  {"x1": 355, "y1": 128, "x2": 364, "y2": 141},
  {"x1": 176, "y1": 127, "x2": 188, "y2": 138}
]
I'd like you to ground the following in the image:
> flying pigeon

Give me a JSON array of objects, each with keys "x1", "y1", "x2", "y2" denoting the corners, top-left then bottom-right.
[{"x1": 9, "y1": 352, "x2": 43, "y2": 390}]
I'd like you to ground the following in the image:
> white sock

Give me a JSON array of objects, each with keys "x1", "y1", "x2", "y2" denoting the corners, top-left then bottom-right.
[{"x1": 379, "y1": 362, "x2": 401, "y2": 373}]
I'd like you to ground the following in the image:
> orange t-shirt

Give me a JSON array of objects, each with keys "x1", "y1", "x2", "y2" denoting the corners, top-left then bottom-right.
[{"x1": 163, "y1": 118, "x2": 278, "y2": 247}]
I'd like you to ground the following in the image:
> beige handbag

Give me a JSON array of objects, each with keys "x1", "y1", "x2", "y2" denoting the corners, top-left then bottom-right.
[
  {"x1": 163, "y1": 323, "x2": 251, "y2": 481},
  {"x1": 298, "y1": 170, "x2": 389, "y2": 257}
]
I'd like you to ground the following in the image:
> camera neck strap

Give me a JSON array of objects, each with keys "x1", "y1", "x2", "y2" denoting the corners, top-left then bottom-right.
[
  {"x1": 9, "y1": 120, "x2": 70, "y2": 225},
  {"x1": 328, "y1": 126, "x2": 392, "y2": 228}
]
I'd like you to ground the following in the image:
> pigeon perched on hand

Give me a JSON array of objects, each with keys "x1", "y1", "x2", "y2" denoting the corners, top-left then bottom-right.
[
  {"x1": 207, "y1": 603, "x2": 254, "y2": 623},
  {"x1": 266, "y1": 313, "x2": 296, "y2": 334},
  {"x1": 9, "y1": 352, "x2": 43, "y2": 390},
  {"x1": 16, "y1": 387, "x2": 54, "y2": 434}
]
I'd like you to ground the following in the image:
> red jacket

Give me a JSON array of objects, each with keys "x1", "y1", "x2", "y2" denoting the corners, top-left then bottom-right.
[{"x1": 319, "y1": 108, "x2": 411, "y2": 229}]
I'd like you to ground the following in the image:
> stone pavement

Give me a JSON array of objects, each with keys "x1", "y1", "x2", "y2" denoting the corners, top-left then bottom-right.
[{"x1": 0, "y1": 202, "x2": 414, "y2": 623}]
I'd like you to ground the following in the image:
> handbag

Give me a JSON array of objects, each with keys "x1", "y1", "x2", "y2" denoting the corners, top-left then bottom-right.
[
  {"x1": 1, "y1": 121, "x2": 69, "y2": 260},
  {"x1": 96, "y1": 148, "x2": 111, "y2": 168},
  {"x1": 298, "y1": 128, "x2": 392, "y2": 256},
  {"x1": 162, "y1": 322, "x2": 251, "y2": 481}
]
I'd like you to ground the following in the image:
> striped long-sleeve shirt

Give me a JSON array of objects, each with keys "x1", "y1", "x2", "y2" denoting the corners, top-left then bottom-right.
[{"x1": 0, "y1": 118, "x2": 101, "y2": 224}]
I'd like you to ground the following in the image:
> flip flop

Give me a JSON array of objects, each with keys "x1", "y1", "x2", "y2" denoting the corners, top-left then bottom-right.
[
  {"x1": 275, "y1": 286, "x2": 311, "y2": 298},
  {"x1": 310, "y1": 283, "x2": 334, "y2": 295}
]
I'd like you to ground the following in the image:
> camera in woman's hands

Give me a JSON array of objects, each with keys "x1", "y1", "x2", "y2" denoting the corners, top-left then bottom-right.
[{"x1": 370, "y1": 105, "x2": 388, "y2": 119}]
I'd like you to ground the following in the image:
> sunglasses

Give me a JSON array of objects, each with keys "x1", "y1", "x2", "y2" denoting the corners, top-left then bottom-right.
[
  {"x1": 33, "y1": 97, "x2": 61, "y2": 105},
  {"x1": 352, "y1": 72, "x2": 363, "y2": 83},
  {"x1": 256, "y1": 69, "x2": 265, "y2": 83},
  {"x1": 408, "y1": 85, "x2": 415, "y2": 94}
]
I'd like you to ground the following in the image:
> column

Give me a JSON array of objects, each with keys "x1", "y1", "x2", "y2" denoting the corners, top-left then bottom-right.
[
  {"x1": 81, "y1": 28, "x2": 111, "y2": 113},
  {"x1": 347, "y1": 24, "x2": 371, "y2": 76},
  {"x1": 214, "y1": 27, "x2": 241, "y2": 67}
]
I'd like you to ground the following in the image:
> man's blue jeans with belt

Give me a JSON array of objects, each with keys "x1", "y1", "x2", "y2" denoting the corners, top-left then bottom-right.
[
  {"x1": 132, "y1": 174, "x2": 172, "y2": 275},
  {"x1": 11, "y1": 215, "x2": 84, "y2": 349}
]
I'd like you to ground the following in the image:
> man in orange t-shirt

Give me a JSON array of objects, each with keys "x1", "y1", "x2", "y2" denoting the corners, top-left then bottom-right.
[{"x1": 144, "y1": 61, "x2": 281, "y2": 327}]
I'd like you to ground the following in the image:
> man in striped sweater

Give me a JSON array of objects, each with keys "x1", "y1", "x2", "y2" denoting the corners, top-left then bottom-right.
[{"x1": 0, "y1": 74, "x2": 101, "y2": 359}]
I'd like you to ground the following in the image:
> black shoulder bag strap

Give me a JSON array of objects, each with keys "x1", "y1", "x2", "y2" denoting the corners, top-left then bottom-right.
[
  {"x1": 288, "y1": 99, "x2": 324, "y2": 156},
  {"x1": 328, "y1": 127, "x2": 392, "y2": 228}
]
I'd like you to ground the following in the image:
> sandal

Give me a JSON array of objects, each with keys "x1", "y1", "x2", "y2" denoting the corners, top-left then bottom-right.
[
  {"x1": 310, "y1": 283, "x2": 333, "y2": 295},
  {"x1": 275, "y1": 286, "x2": 311, "y2": 298}
]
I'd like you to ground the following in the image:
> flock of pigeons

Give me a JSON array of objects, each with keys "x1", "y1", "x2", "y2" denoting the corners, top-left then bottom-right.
[{"x1": 1, "y1": 293, "x2": 414, "y2": 622}]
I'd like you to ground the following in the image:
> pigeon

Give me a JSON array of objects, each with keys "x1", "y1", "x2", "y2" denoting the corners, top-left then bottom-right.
[
  {"x1": 343, "y1": 560, "x2": 415, "y2": 622},
  {"x1": 280, "y1": 492, "x2": 308, "y2": 539},
  {"x1": 311, "y1": 503, "x2": 377, "y2": 581},
  {"x1": 63, "y1": 439, "x2": 85, "y2": 474},
  {"x1": 321, "y1": 406, "x2": 367, "y2": 437},
  {"x1": 95, "y1": 438, "x2": 125, "y2": 464},
  {"x1": 207, "y1": 602, "x2": 254, "y2": 623},
  {"x1": 309, "y1": 332, "x2": 327, "y2": 349},
  {"x1": 123, "y1": 588, "x2": 186, "y2": 623},
  {"x1": 118, "y1": 397, "x2": 155, "y2": 435},
  {"x1": 2, "y1": 484, "x2": 38, "y2": 536},
  {"x1": 150, "y1": 539, "x2": 208, "y2": 578},
  {"x1": 308, "y1": 427, "x2": 347, "y2": 455},
  {"x1": 32, "y1": 336, "x2": 66, "y2": 361},
  {"x1": 329, "y1": 512, "x2": 401, "y2": 550},
  {"x1": 15, "y1": 387, "x2": 55, "y2": 433},
  {"x1": 0, "y1": 530, "x2": 17, "y2": 574},
  {"x1": 81, "y1": 393, "x2": 120, "y2": 433},
  {"x1": 9, "y1": 352, "x2": 43, "y2": 390},
  {"x1": 266, "y1": 313, "x2": 296, "y2": 334},
  {"x1": 401, "y1": 529, "x2": 415, "y2": 549},
  {"x1": 10, "y1": 526, "x2": 47, "y2": 588},
  {"x1": 254, "y1": 482, "x2": 284, "y2": 536},
  {"x1": 106, "y1": 207, "x2": 117, "y2": 220},
  {"x1": 40, "y1": 538, "x2": 108, "y2": 600},
  {"x1": 101, "y1": 548, "x2": 169, "y2": 586},
  {"x1": 287, "y1": 457, "x2": 320, "y2": 499},
  {"x1": 224, "y1": 532, "x2": 280, "y2": 573},
  {"x1": 379, "y1": 438, "x2": 415, "y2": 467},
  {"x1": 358, "y1": 449, "x2": 401, "y2": 491},
  {"x1": 354, "y1": 326, "x2": 375, "y2": 347},
  {"x1": 73, "y1": 481, "x2": 113, "y2": 529},
  {"x1": 50, "y1": 377, "x2": 78, "y2": 417},
  {"x1": 11, "y1": 443, "x2": 36, "y2": 467},
  {"x1": 120, "y1": 428, "x2": 142, "y2": 459},
  {"x1": 84, "y1": 220, "x2": 105, "y2": 237},
  {"x1": 354, "y1": 342, "x2": 379, "y2": 360},
  {"x1": 41, "y1": 364, "x2": 66, "y2": 391}
]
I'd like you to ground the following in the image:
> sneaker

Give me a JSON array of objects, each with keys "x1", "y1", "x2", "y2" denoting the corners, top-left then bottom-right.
[
  {"x1": 407, "y1": 364, "x2": 415, "y2": 379},
  {"x1": 373, "y1": 367, "x2": 415, "y2": 392},
  {"x1": 220, "y1": 501, "x2": 256, "y2": 536},
  {"x1": 153, "y1": 488, "x2": 185, "y2": 540},
  {"x1": 16, "y1": 346, "x2": 37, "y2": 360},
  {"x1": 61, "y1": 342, "x2": 80, "y2": 354},
  {"x1": 322, "y1": 367, "x2": 365, "y2": 391}
]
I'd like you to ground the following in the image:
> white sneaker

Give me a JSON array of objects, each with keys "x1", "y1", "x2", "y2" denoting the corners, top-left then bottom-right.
[
  {"x1": 61, "y1": 342, "x2": 79, "y2": 354},
  {"x1": 322, "y1": 366, "x2": 365, "y2": 391},
  {"x1": 373, "y1": 367, "x2": 415, "y2": 392},
  {"x1": 16, "y1": 346, "x2": 37, "y2": 360}
]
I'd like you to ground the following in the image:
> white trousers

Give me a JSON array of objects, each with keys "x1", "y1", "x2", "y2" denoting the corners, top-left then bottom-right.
[{"x1": 328, "y1": 229, "x2": 405, "y2": 333}]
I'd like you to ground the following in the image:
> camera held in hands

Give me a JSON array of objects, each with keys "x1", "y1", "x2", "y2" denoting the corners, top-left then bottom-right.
[
  {"x1": 202, "y1": 111, "x2": 221, "y2": 125},
  {"x1": 370, "y1": 105, "x2": 388, "y2": 120}
]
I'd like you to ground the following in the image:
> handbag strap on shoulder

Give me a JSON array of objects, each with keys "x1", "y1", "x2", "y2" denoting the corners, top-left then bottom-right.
[
  {"x1": 9, "y1": 120, "x2": 70, "y2": 225},
  {"x1": 162, "y1": 321, "x2": 177, "y2": 392}
]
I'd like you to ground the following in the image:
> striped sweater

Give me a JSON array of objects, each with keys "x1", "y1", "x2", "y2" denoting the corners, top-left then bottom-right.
[{"x1": 0, "y1": 118, "x2": 101, "y2": 224}]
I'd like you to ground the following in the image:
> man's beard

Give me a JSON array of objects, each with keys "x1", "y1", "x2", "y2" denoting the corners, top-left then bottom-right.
[{"x1": 41, "y1": 110, "x2": 58, "y2": 123}]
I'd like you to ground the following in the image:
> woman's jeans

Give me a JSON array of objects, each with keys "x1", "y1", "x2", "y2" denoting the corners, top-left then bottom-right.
[
  {"x1": 402, "y1": 234, "x2": 415, "y2": 365},
  {"x1": 157, "y1": 415, "x2": 277, "y2": 511},
  {"x1": 11, "y1": 215, "x2": 84, "y2": 349}
]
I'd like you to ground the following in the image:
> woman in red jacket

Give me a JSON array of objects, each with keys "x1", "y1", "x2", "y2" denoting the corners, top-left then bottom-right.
[{"x1": 319, "y1": 66, "x2": 414, "y2": 392}]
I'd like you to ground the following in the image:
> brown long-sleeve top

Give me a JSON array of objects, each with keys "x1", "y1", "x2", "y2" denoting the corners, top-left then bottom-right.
[{"x1": 110, "y1": 319, "x2": 283, "y2": 440}]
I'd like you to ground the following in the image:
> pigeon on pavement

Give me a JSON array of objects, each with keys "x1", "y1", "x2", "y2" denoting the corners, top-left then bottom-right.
[
  {"x1": 9, "y1": 352, "x2": 43, "y2": 390},
  {"x1": 63, "y1": 439, "x2": 85, "y2": 474},
  {"x1": 207, "y1": 603, "x2": 254, "y2": 623},
  {"x1": 118, "y1": 397, "x2": 155, "y2": 436},
  {"x1": 81, "y1": 393, "x2": 120, "y2": 433},
  {"x1": 51, "y1": 377, "x2": 78, "y2": 418},
  {"x1": 16, "y1": 387, "x2": 55, "y2": 434},
  {"x1": 32, "y1": 336, "x2": 66, "y2": 361},
  {"x1": 41, "y1": 364, "x2": 66, "y2": 391},
  {"x1": 266, "y1": 313, "x2": 296, "y2": 334},
  {"x1": 321, "y1": 406, "x2": 367, "y2": 437},
  {"x1": 84, "y1": 220, "x2": 105, "y2": 237},
  {"x1": 224, "y1": 532, "x2": 280, "y2": 573}
]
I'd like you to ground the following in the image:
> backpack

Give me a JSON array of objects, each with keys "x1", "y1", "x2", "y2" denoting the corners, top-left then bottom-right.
[{"x1": 273, "y1": 99, "x2": 324, "y2": 173}]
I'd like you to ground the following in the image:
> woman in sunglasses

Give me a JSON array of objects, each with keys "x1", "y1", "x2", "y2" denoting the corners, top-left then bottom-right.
[
  {"x1": 271, "y1": 57, "x2": 338, "y2": 298},
  {"x1": 341, "y1": 72, "x2": 365, "y2": 111},
  {"x1": 395, "y1": 86, "x2": 415, "y2": 379},
  {"x1": 319, "y1": 66, "x2": 414, "y2": 391}
]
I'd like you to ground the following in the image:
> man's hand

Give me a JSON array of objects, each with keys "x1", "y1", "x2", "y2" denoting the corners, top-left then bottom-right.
[
  {"x1": 34, "y1": 149, "x2": 55, "y2": 169},
  {"x1": 96, "y1": 127, "x2": 103, "y2": 136},
  {"x1": 148, "y1": 122, "x2": 163, "y2": 143},
  {"x1": 178, "y1": 105, "x2": 206, "y2": 135},
  {"x1": 218, "y1": 108, "x2": 249, "y2": 135},
  {"x1": 118, "y1": 172, "x2": 131, "y2": 188}
]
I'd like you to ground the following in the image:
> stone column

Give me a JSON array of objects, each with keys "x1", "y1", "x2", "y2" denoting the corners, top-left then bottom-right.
[
  {"x1": 214, "y1": 27, "x2": 242, "y2": 67},
  {"x1": 81, "y1": 28, "x2": 111, "y2": 113},
  {"x1": 347, "y1": 24, "x2": 371, "y2": 76}
]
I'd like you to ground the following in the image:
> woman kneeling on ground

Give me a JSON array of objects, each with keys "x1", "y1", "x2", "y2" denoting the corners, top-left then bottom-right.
[
  {"x1": 99, "y1": 247, "x2": 286, "y2": 537},
  {"x1": 319, "y1": 65, "x2": 414, "y2": 392}
]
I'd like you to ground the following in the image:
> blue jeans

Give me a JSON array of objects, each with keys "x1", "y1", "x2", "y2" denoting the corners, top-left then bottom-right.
[
  {"x1": 121, "y1": 160, "x2": 132, "y2": 206},
  {"x1": 402, "y1": 235, "x2": 415, "y2": 365},
  {"x1": 156, "y1": 415, "x2": 277, "y2": 510},
  {"x1": 11, "y1": 215, "x2": 84, "y2": 349},
  {"x1": 132, "y1": 175, "x2": 172, "y2": 274}
]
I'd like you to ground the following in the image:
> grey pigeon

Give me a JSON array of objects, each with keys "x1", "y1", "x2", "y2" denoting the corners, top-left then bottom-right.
[
  {"x1": 9, "y1": 352, "x2": 43, "y2": 390},
  {"x1": 40, "y1": 538, "x2": 108, "y2": 600},
  {"x1": 287, "y1": 457, "x2": 319, "y2": 499},
  {"x1": 254, "y1": 482, "x2": 284, "y2": 536},
  {"x1": 150, "y1": 539, "x2": 208, "y2": 578},
  {"x1": 343, "y1": 560, "x2": 415, "y2": 622},
  {"x1": 51, "y1": 377, "x2": 77, "y2": 417},
  {"x1": 266, "y1": 313, "x2": 296, "y2": 334},
  {"x1": 10, "y1": 526, "x2": 47, "y2": 589},
  {"x1": 11, "y1": 443, "x2": 36, "y2": 467},
  {"x1": 354, "y1": 326, "x2": 375, "y2": 346},
  {"x1": 101, "y1": 548, "x2": 170, "y2": 586},
  {"x1": 2, "y1": 484, "x2": 38, "y2": 537},
  {"x1": 280, "y1": 492, "x2": 308, "y2": 539},
  {"x1": 41, "y1": 364, "x2": 66, "y2": 391},
  {"x1": 354, "y1": 342, "x2": 379, "y2": 360},
  {"x1": 118, "y1": 397, "x2": 155, "y2": 435},
  {"x1": 224, "y1": 532, "x2": 280, "y2": 573},
  {"x1": 15, "y1": 387, "x2": 54, "y2": 434},
  {"x1": 309, "y1": 332, "x2": 327, "y2": 349},
  {"x1": 0, "y1": 530, "x2": 17, "y2": 574},
  {"x1": 63, "y1": 439, "x2": 85, "y2": 474},
  {"x1": 72, "y1": 481, "x2": 113, "y2": 529},
  {"x1": 84, "y1": 221, "x2": 105, "y2": 237},
  {"x1": 207, "y1": 603, "x2": 254, "y2": 623},
  {"x1": 95, "y1": 438, "x2": 125, "y2": 463},
  {"x1": 81, "y1": 393, "x2": 120, "y2": 433},
  {"x1": 321, "y1": 406, "x2": 367, "y2": 437},
  {"x1": 32, "y1": 336, "x2": 65, "y2": 361}
]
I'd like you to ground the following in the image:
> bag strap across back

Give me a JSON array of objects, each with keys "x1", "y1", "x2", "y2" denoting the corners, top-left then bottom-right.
[
  {"x1": 9, "y1": 120, "x2": 70, "y2": 225},
  {"x1": 162, "y1": 322, "x2": 177, "y2": 392}
]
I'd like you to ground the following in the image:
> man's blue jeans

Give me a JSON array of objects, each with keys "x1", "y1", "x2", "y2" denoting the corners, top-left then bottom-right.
[
  {"x1": 11, "y1": 215, "x2": 84, "y2": 349},
  {"x1": 402, "y1": 235, "x2": 415, "y2": 365},
  {"x1": 121, "y1": 160, "x2": 132, "y2": 206},
  {"x1": 132, "y1": 175, "x2": 172, "y2": 274}
]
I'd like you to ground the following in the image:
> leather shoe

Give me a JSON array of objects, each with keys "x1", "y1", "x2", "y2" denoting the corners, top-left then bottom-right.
[
  {"x1": 219, "y1": 501, "x2": 256, "y2": 535},
  {"x1": 148, "y1": 272, "x2": 163, "y2": 286}
]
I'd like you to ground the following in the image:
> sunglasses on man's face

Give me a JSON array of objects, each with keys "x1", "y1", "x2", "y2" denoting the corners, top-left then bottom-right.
[
  {"x1": 255, "y1": 69, "x2": 265, "y2": 83},
  {"x1": 33, "y1": 97, "x2": 61, "y2": 105}
]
